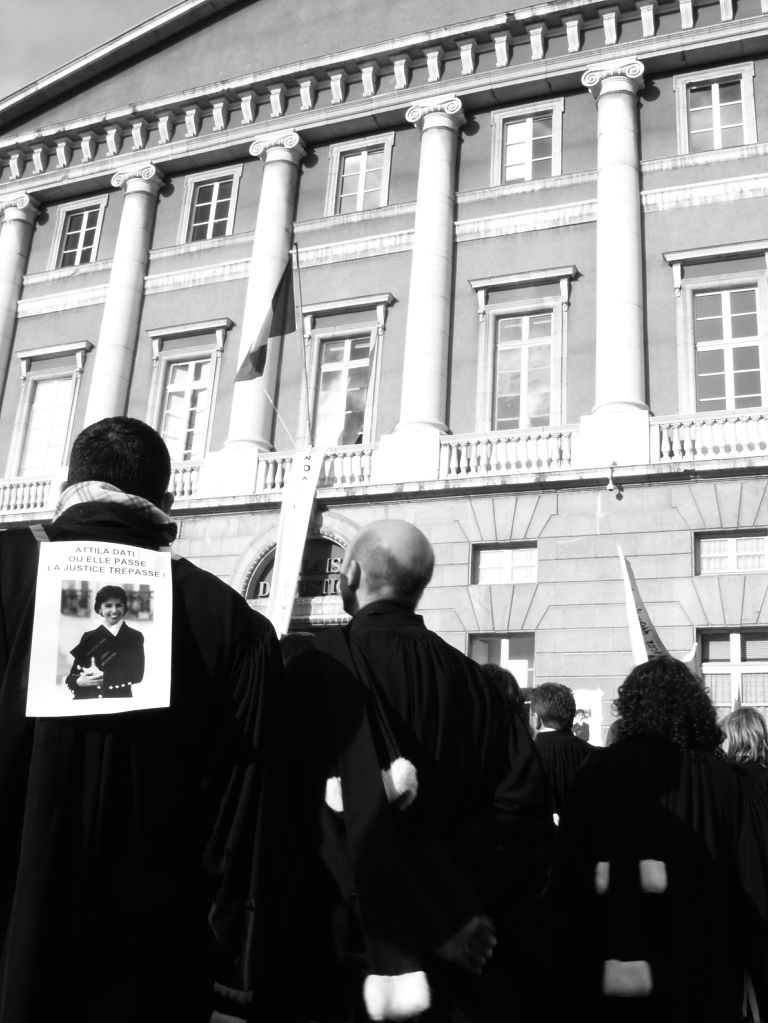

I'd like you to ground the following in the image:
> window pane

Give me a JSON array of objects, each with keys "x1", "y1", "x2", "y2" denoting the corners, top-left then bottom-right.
[
  {"x1": 690, "y1": 130, "x2": 714, "y2": 154},
  {"x1": 689, "y1": 85, "x2": 713, "y2": 108},
  {"x1": 744, "y1": 634, "x2": 768, "y2": 661},
  {"x1": 718, "y1": 81, "x2": 742, "y2": 104},
  {"x1": 730, "y1": 290, "x2": 757, "y2": 315},
  {"x1": 498, "y1": 318, "x2": 524, "y2": 344},
  {"x1": 719, "y1": 125, "x2": 744, "y2": 149},
  {"x1": 702, "y1": 634, "x2": 731, "y2": 660},
  {"x1": 531, "y1": 116, "x2": 552, "y2": 138},
  {"x1": 528, "y1": 316, "x2": 553, "y2": 342},
  {"x1": 531, "y1": 136, "x2": 553, "y2": 160},
  {"x1": 689, "y1": 107, "x2": 714, "y2": 133}
]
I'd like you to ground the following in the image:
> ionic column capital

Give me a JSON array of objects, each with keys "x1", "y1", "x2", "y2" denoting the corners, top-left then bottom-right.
[
  {"x1": 249, "y1": 131, "x2": 306, "y2": 163},
  {"x1": 111, "y1": 164, "x2": 164, "y2": 193},
  {"x1": 405, "y1": 94, "x2": 466, "y2": 132},
  {"x1": 582, "y1": 57, "x2": 645, "y2": 98},
  {"x1": 0, "y1": 192, "x2": 41, "y2": 223}
]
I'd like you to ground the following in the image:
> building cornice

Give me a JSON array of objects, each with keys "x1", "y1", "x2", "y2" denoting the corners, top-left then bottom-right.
[{"x1": 1, "y1": 4, "x2": 767, "y2": 200}]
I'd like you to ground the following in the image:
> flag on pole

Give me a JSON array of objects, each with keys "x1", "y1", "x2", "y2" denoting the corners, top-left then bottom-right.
[
  {"x1": 235, "y1": 257, "x2": 296, "y2": 382},
  {"x1": 618, "y1": 546, "x2": 698, "y2": 670}
]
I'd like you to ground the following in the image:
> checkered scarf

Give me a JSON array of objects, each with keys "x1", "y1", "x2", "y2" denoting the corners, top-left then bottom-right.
[{"x1": 54, "y1": 481, "x2": 178, "y2": 545}]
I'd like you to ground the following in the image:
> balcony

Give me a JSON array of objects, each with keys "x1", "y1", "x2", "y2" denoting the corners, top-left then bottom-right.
[{"x1": 2, "y1": 411, "x2": 767, "y2": 523}]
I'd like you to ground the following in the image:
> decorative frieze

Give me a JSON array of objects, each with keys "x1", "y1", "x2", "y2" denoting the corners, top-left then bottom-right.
[
  {"x1": 31, "y1": 145, "x2": 49, "y2": 174},
  {"x1": 105, "y1": 127, "x2": 123, "y2": 157},
  {"x1": 329, "y1": 70, "x2": 348, "y2": 105},
  {"x1": 239, "y1": 91, "x2": 257, "y2": 125},
  {"x1": 601, "y1": 7, "x2": 621, "y2": 45},
  {"x1": 131, "y1": 119, "x2": 148, "y2": 151},
  {"x1": 157, "y1": 112, "x2": 175, "y2": 144},
  {"x1": 391, "y1": 53, "x2": 411, "y2": 90},
  {"x1": 491, "y1": 31, "x2": 511, "y2": 67},
  {"x1": 269, "y1": 84, "x2": 286, "y2": 118},
  {"x1": 563, "y1": 15, "x2": 584, "y2": 53},
  {"x1": 425, "y1": 47, "x2": 444, "y2": 83},
  {"x1": 298, "y1": 77, "x2": 317, "y2": 111},
  {"x1": 636, "y1": 1, "x2": 657, "y2": 37},
  {"x1": 212, "y1": 100, "x2": 229, "y2": 131},
  {"x1": 527, "y1": 23, "x2": 547, "y2": 60},
  {"x1": 184, "y1": 106, "x2": 201, "y2": 138},
  {"x1": 458, "y1": 39, "x2": 477, "y2": 76},
  {"x1": 360, "y1": 63, "x2": 379, "y2": 98},
  {"x1": 80, "y1": 132, "x2": 96, "y2": 163},
  {"x1": 55, "y1": 139, "x2": 72, "y2": 169}
]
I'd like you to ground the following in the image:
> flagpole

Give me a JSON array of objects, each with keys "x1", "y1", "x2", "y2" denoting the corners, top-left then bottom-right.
[{"x1": 293, "y1": 242, "x2": 313, "y2": 447}]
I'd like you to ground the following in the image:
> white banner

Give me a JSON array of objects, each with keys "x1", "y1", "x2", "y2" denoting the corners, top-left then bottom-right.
[
  {"x1": 267, "y1": 449, "x2": 325, "y2": 637},
  {"x1": 27, "y1": 541, "x2": 173, "y2": 716}
]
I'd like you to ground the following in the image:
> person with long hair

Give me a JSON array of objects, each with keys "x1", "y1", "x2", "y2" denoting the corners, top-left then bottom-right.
[
  {"x1": 723, "y1": 707, "x2": 768, "y2": 1021},
  {"x1": 541, "y1": 656, "x2": 759, "y2": 1023}
]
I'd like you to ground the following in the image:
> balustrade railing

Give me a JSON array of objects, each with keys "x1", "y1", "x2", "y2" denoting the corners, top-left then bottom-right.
[
  {"x1": 256, "y1": 445, "x2": 374, "y2": 492},
  {"x1": 439, "y1": 428, "x2": 574, "y2": 479},
  {"x1": 0, "y1": 476, "x2": 53, "y2": 514},
  {"x1": 651, "y1": 411, "x2": 768, "y2": 463},
  {"x1": 169, "y1": 461, "x2": 202, "y2": 499}
]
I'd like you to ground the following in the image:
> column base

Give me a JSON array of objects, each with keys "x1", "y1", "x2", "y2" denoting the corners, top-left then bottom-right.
[
  {"x1": 196, "y1": 445, "x2": 263, "y2": 499},
  {"x1": 570, "y1": 408, "x2": 650, "y2": 470},
  {"x1": 370, "y1": 430, "x2": 441, "y2": 485}
]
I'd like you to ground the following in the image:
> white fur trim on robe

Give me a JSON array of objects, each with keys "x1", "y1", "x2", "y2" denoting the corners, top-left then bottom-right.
[
  {"x1": 381, "y1": 757, "x2": 418, "y2": 809},
  {"x1": 325, "y1": 776, "x2": 344, "y2": 813},
  {"x1": 602, "y1": 959, "x2": 653, "y2": 997},
  {"x1": 363, "y1": 970, "x2": 430, "y2": 1020}
]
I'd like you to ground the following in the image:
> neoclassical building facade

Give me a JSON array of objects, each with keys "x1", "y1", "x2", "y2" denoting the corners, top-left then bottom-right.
[{"x1": 1, "y1": 0, "x2": 767, "y2": 736}]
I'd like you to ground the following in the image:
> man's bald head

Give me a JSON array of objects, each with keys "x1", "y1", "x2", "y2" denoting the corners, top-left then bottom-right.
[{"x1": 341, "y1": 520, "x2": 435, "y2": 613}]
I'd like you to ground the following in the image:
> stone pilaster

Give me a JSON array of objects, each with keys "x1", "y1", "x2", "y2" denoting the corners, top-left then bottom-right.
[
  {"x1": 397, "y1": 95, "x2": 465, "y2": 437},
  {"x1": 0, "y1": 193, "x2": 40, "y2": 400},
  {"x1": 84, "y1": 165, "x2": 163, "y2": 426}
]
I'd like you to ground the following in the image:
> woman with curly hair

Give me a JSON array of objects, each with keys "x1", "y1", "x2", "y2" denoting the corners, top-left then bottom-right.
[
  {"x1": 723, "y1": 707, "x2": 768, "y2": 1020},
  {"x1": 541, "y1": 656, "x2": 758, "y2": 1023}
]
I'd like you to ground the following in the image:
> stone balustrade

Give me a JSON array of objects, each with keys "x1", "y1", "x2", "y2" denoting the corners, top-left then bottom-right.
[
  {"x1": 256, "y1": 444, "x2": 375, "y2": 493},
  {"x1": 0, "y1": 475, "x2": 52, "y2": 515},
  {"x1": 169, "y1": 461, "x2": 202, "y2": 499},
  {"x1": 439, "y1": 429, "x2": 574, "y2": 479},
  {"x1": 651, "y1": 411, "x2": 768, "y2": 463}
]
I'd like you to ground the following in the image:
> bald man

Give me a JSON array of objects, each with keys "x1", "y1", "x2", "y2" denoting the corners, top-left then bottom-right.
[{"x1": 286, "y1": 520, "x2": 553, "y2": 1023}]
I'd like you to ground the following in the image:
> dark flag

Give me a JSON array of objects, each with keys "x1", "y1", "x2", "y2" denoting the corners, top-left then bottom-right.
[{"x1": 235, "y1": 257, "x2": 296, "y2": 381}]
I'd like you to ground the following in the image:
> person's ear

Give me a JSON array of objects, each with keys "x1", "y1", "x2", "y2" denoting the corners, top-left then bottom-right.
[
  {"x1": 345, "y1": 558, "x2": 361, "y2": 591},
  {"x1": 160, "y1": 492, "x2": 174, "y2": 515}
]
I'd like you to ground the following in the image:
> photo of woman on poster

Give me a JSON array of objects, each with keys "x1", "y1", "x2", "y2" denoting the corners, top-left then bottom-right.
[{"x1": 65, "y1": 585, "x2": 145, "y2": 700}]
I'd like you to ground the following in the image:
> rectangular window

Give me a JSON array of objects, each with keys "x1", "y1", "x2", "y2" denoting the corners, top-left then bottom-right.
[
  {"x1": 490, "y1": 100, "x2": 564, "y2": 187},
  {"x1": 177, "y1": 166, "x2": 242, "y2": 245},
  {"x1": 697, "y1": 533, "x2": 767, "y2": 574},
  {"x1": 473, "y1": 545, "x2": 538, "y2": 584},
  {"x1": 469, "y1": 632, "x2": 536, "y2": 688},
  {"x1": 19, "y1": 376, "x2": 74, "y2": 476},
  {"x1": 314, "y1": 336, "x2": 372, "y2": 447},
  {"x1": 503, "y1": 114, "x2": 553, "y2": 182},
  {"x1": 59, "y1": 206, "x2": 101, "y2": 267},
  {"x1": 48, "y1": 196, "x2": 108, "y2": 271},
  {"x1": 701, "y1": 629, "x2": 768, "y2": 718},
  {"x1": 693, "y1": 288, "x2": 762, "y2": 412},
  {"x1": 674, "y1": 63, "x2": 756, "y2": 157},
  {"x1": 494, "y1": 312, "x2": 553, "y2": 430},
  {"x1": 188, "y1": 177, "x2": 234, "y2": 242},
  {"x1": 160, "y1": 357, "x2": 211, "y2": 462},
  {"x1": 337, "y1": 147, "x2": 386, "y2": 214},
  {"x1": 324, "y1": 134, "x2": 395, "y2": 218},
  {"x1": 688, "y1": 80, "x2": 744, "y2": 153}
]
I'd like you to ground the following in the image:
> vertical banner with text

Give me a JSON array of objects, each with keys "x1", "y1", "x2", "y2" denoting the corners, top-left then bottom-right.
[{"x1": 267, "y1": 449, "x2": 325, "y2": 637}]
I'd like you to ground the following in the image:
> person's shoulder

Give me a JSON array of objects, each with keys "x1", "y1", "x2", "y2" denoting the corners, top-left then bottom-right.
[
  {"x1": 0, "y1": 525, "x2": 41, "y2": 558},
  {"x1": 171, "y1": 553, "x2": 274, "y2": 636}
]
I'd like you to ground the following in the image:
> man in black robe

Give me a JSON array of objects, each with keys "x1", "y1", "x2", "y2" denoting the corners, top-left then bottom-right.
[
  {"x1": 530, "y1": 682, "x2": 592, "y2": 818},
  {"x1": 0, "y1": 417, "x2": 287, "y2": 1023},
  {"x1": 287, "y1": 520, "x2": 554, "y2": 1022}
]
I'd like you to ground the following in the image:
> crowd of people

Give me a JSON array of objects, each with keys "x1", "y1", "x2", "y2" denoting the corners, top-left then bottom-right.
[{"x1": 0, "y1": 416, "x2": 766, "y2": 1023}]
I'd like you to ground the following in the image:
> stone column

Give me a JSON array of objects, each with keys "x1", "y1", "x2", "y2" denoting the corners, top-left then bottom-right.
[
  {"x1": 0, "y1": 192, "x2": 40, "y2": 393},
  {"x1": 83, "y1": 165, "x2": 164, "y2": 426},
  {"x1": 583, "y1": 57, "x2": 646, "y2": 414},
  {"x1": 226, "y1": 131, "x2": 305, "y2": 452},
  {"x1": 198, "y1": 132, "x2": 304, "y2": 498},
  {"x1": 397, "y1": 95, "x2": 465, "y2": 434},
  {"x1": 572, "y1": 57, "x2": 649, "y2": 470}
]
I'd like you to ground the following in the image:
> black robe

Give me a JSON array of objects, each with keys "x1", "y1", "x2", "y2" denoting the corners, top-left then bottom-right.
[
  {"x1": 66, "y1": 621, "x2": 145, "y2": 698},
  {"x1": 534, "y1": 729, "x2": 592, "y2": 816},
  {"x1": 540, "y1": 737, "x2": 754, "y2": 1023},
  {"x1": 287, "y1": 601, "x2": 554, "y2": 1022},
  {"x1": 0, "y1": 503, "x2": 288, "y2": 1023}
]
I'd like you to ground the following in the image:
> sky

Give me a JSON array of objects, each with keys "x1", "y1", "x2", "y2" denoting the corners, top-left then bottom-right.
[{"x1": 1, "y1": 0, "x2": 173, "y2": 102}]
